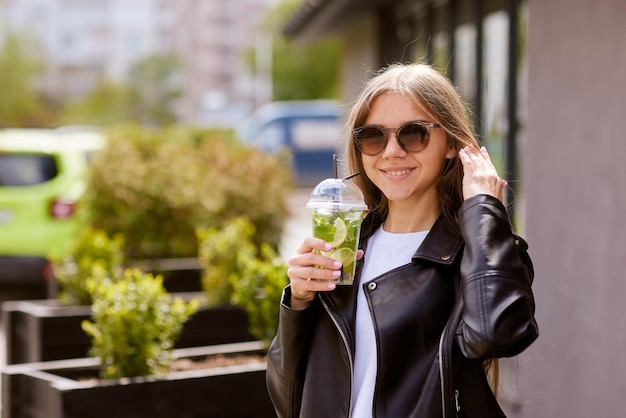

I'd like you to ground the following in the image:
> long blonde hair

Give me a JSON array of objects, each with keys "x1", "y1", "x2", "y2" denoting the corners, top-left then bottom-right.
[{"x1": 343, "y1": 62, "x2": 499, "y2": 392}]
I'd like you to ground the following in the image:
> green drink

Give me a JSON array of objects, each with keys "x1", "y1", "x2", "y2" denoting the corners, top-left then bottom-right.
[{"x1": 307, "y1": 178, "x2": 367, "y2": 285}]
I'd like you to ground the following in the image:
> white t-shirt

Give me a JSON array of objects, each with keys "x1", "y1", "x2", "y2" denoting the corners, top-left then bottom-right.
[{"x1": 350, "y1": 226, "x2": 429, "y2": 418}]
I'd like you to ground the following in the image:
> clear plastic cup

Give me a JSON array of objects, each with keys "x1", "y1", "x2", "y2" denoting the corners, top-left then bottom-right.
[{"x1": 306, "y1": 178, "x2": 367, "y2": 285}]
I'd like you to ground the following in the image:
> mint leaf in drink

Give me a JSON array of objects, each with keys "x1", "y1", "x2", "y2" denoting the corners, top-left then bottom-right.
[{"x1": 313, "y1": 221, "x2": 336, "y2": 244}]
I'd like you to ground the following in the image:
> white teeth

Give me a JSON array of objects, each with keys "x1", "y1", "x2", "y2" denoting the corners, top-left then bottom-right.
[{"x1": 385, "y1": 169, "x2": 410, "y2": 176}]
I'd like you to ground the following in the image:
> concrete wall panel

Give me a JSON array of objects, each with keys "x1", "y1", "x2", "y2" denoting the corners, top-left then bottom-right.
[{"x1": 520, "y1": 0, "x2": 626, "y2": 416}]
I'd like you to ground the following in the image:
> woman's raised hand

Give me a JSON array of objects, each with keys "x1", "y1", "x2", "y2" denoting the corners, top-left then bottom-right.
[{"x1": 458, "y1": 146, "x2": 508, "y2": 202}]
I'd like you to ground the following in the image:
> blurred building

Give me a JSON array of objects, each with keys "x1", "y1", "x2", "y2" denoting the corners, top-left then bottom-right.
[
  {"x1": 170, "y1": 0, "x2": 274, "y2": 125},
  {"x1": 0, "y1": 0, "x2": 276, "y2": 125},
  {"x1": 285, "y1": 0, "x2": 626, "y2": 417}
]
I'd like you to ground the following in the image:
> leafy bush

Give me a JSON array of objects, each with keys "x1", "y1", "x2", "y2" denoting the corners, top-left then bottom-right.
[
  {"x1": 52, "y1": 227, "x2": 125, "y2": 306},
  {"x1": 82, "y1": 269, "x2": 199, "y2": 379},
  {"x1": 197, "y1": 218, "x2": 256, "y2": 307},
  {"x1": 81, "y1": 123, "x2": 293, "y2": 260},
  {"x1": 198, "y1": 217, "x2": 287, "y2": 347},
  {"x1": 232, "y1": 242, "x2": 287, "y2": 348}
]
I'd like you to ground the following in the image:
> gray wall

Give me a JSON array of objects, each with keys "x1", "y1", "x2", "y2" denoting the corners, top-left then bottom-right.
[{"x1": 519, "y1": 0, "x2": 626, "y2": 416}]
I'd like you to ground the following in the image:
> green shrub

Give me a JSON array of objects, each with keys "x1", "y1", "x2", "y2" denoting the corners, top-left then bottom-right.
[
  {"x1": 82, "y1": 269, "x2": 199, "y2": 379},
  {"x1": 232, "y1": 242, "x2": 287, "y2": 348},
  {"x1": 81, "y1": 123, "x2": 293, "y2": 261},
  {"x1": 52, "y1": 227, "x2": 125, "y2": 306},
  {"x1": 197, "y1": 217, "x2": 287, "y2": 347},
  {"x1": 197, "y1": 217, "x2": 256, "y2": 307}
]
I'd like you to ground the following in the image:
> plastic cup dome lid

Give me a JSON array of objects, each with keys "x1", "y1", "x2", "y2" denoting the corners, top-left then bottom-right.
[{"x1": 306, "y1": 178, "x2": 368, "y2": 211}]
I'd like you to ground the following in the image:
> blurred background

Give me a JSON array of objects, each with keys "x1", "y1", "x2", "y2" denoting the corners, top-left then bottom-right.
[
  {"x1": 1, "y1": 0, "x2": 625, "y2": 417},
  {"x1": 0, "y1": 0, "x2": 342, "y2": 128}
]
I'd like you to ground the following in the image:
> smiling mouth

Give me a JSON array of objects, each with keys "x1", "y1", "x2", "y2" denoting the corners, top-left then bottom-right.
[{"x1": 384, "y1": 169, "x2": 413, "y2": 176}]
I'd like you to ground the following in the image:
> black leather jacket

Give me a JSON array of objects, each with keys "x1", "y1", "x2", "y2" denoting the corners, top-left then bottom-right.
[{"x1": 266, "y1": 195, "x2": 538, "y2": 418}]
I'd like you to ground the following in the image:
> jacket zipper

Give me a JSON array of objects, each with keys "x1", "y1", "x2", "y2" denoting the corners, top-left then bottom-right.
[
  {"x1": 320, "y1": 296, "x2": 354, "y2": 418},
  {"x1": 438, "y1": 329, "x2": 449, "y2": 418},
  {"x1": 439, "y1": 318, "x2": 461, "y2": 418},
  {"x1": 440, "y1": 316, "x2": 464, "y2": 418}
]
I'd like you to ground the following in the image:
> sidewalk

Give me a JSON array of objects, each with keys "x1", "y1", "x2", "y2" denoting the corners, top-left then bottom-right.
[{"x1": 279, "y1": 188, "x2": 312, "y2": 263}]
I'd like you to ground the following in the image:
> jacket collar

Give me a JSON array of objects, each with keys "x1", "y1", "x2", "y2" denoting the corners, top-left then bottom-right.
[
  {"x1": 320, "y1": 211, "x2": 464, "y2": 354},
  {"x1": 360, "y1": 211, "x2": 463, "y2": 266}
]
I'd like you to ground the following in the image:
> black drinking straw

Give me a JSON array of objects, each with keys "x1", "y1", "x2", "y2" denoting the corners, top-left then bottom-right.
[{"x1": 342, "y1": 171, "x2": 360, "y2": 181}]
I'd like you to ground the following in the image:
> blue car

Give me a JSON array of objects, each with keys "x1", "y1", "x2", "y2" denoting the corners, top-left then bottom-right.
[{"x1": 240, "y1": 100, "x2": 344, "y2": 187}]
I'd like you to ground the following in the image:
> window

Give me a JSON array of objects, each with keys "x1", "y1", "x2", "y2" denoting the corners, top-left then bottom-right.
[
  {"x1": 454, "y1": 23, "x2": 477, "y2": 102},
  {"x1": 291, "y1": 119, "x2": 342, "y2": 151},
  {"x1": 431, "y1": 4, "x2": 450, "y2": 72},
  {"x1": 410, "y1": 12, "x2": 429, "y2": 62},
  {"x1": 0, "y1": 154, "x2": 59, "y2": 186},
  {"x1": 482, "y1": 10, "x2": 509, "y2": 175},
  {"x1": 250, "y1": 121, "x2": 285, "y2": 154}
]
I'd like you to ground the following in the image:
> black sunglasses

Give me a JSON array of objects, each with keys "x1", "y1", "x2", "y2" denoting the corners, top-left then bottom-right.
[{"x1": 352, "y1": 121, "x2": 441, "y2": 156}]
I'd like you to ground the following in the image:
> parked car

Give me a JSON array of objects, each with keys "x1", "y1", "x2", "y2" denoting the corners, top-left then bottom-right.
[
  {"x1": 0, "y1": 127, "x2": 106, "y2": 296},
  {"x1": 239, "y1": 100, "x2": 344, "y2": 187}
]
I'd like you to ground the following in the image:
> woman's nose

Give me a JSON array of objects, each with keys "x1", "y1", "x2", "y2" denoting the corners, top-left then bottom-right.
[{"x1": 382, "y1": 132, "x2": 406, "y2": 156}]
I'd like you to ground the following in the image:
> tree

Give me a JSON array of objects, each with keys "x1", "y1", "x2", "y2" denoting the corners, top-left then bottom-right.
[
  {"x1": 60, "y1": 79, "x2": 133, "y2": 127},
  {"x1": 61, "y1": 53, "x2": 181, "y2": 127},
  {"x1": 250, "y1": 0, "x2": 342, "y2": 101},
  {"x1": 127, "y1": 53, "x2": 181, "y2": 126},
  {"x1": 0, "y1": 30, "x2": 52, "y2": 127}
]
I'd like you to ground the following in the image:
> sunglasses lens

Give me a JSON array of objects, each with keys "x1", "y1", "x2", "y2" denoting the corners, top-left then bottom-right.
[
  {"x1": 398, "y1": 123, "x2": 428, "y2": 152},
  {"x1": 354, "y1": 123, "x2": 433, "y2": 155},
  {"x1": 355, "y1": 127, "x2": 386, "y2": 155}
]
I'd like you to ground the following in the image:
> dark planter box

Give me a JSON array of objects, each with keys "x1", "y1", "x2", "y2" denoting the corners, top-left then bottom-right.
[
  {"x1": 133, "y1": 257, "x2": 204, "y2": 293},
  {"x1": 2, "y1": 341, "x2": 277, "y2": 418},
  {"x1": 1, "y1": 293, "x2": 255, "y2": 365}
]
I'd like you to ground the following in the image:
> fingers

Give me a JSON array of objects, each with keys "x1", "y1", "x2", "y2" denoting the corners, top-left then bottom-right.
[
  {"x1": 291, "y1": 237, "x2": 342, "y2": 274},
  {"x1": 287, "y1": 237, "x2": 343, "y2": 309},
  {"x1": 294, "y1": 236, "x2": 331, "y2": 256},
  {"x1": 287, "y1": 260, "x2": 342, "y2": 283},
  {"x1": 459, "y1": 146, "x2": 507, "y2": 201}
]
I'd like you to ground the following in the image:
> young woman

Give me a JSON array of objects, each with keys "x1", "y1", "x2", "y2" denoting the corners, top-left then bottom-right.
[{"x1": 266, "y1": 63, "x2": 538, "y2": 418}]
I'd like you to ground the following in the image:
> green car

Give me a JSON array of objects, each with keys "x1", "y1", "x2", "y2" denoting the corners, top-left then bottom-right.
[{"x1": 0, "y1": 128, "x2": 105, "y2": 294}]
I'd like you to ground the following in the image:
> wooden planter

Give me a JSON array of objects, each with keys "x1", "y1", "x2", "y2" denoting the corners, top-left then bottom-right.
[
  {"x1": 132, "y1": 257, "x2": 204, "y2": 293},
  {"x1": 1, "y1": 341, "x2": 277, "y2": 418},
  {"x1": 1, "y1": 293, "x2": 255, "y2": 365}
]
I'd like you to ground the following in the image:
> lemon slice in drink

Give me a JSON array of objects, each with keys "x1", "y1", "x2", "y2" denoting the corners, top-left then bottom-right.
[
  {"x1": 329, "y1": 217, "x2": 348, "y2": 247},
  {"x1": 329, "y1": 247, "x2": 355, "y2": 266}
]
